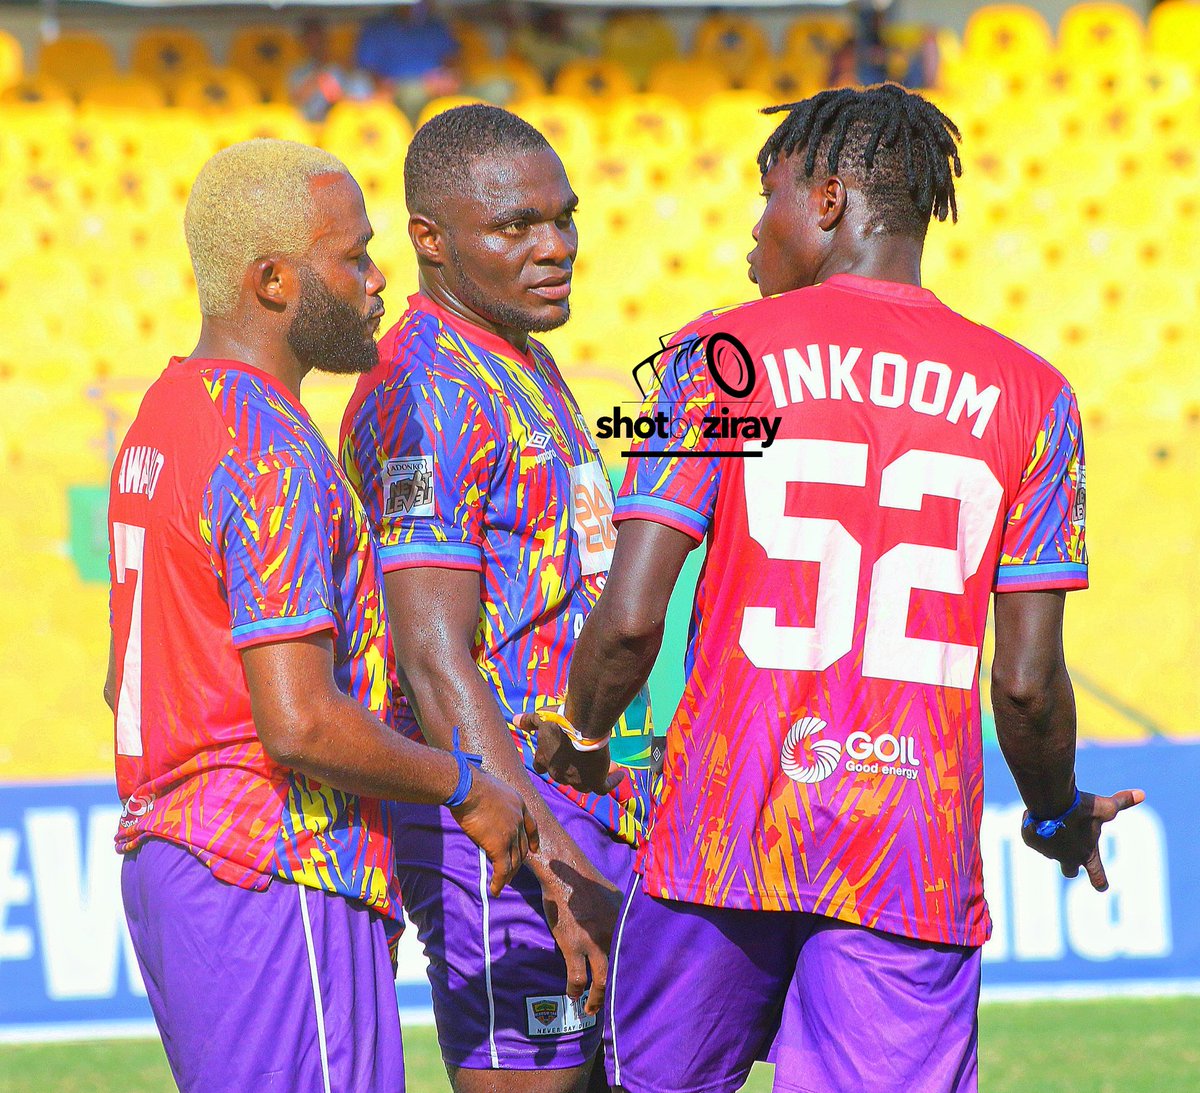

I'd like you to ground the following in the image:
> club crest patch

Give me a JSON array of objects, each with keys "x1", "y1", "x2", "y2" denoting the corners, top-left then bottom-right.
[
  {"x1": 383, "y1": 455, "x2": 434, "y2": 517},
  {"x1": 524, "y1": 994, "x2": 596, "y2": 1037}
]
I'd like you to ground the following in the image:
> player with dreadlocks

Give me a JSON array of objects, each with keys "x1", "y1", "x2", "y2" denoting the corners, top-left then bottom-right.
[{"x1": 525, "y1": 83, "x2": 1144, "y2": 1092}]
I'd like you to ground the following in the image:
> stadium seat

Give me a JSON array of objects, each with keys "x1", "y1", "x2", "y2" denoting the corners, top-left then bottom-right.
[
  {"x1": 513, "y1": 96, "x2": 599, "y2": 176},
  {"x1": 173, "y1": 68, "x2": 262, "y2": 112},
  {"x1": 601, "y1": 95, "x2": 692, "y2": 173},
  {"x1": 466, "y1": 55, "x2": 546, "y2": 102},
  {"x1": 783, "y1": 16, "x2": 854, "y2": 57},
  {"x1": 450, "y1": 20, "x2": 492, "y2": 70},
  {"x1": 38, "y1": 32, "x2": 117, "y2": 97},
  {"x1": 553, "y1": 58, "x2": 637, "y2": 101},
  {"x1": 601, "y1": 11, "x2": 679, "y2": 85},
  {"x1": 212, "y1": 104, "x2": 313, "y2": 147},
  {"x1": 131, "y1": 28, "x2": 210, "y2": 91},
  {"x1": 694, "y1": 90, "x2": 778, "y2": 161},
  {"x1": 962, "y1": 5, "x2": 1054, "y2": 68},
  {"x1": 646, "y1": 59, "x2": 732, "y2": 102},
  {"x1": 229, "y1": 26, "x2": 302, "y2": 102},
  {"x1": 1, "y1": 75, "x2": 70, "y2": 107},
  {"x1": 0, "y1": 28, "x2": 22, "y2": 91},
  {"x1": 321, "y1": 99, "x2": 413, "y2": 176},
  {"x1": 693, "y1": 13, "x2": 772, "y2": 86},
  {"x1": 740, "y1": 54, "x2": 827, "y2": 103},
  {"x1": 416, "y1": 95, "x2": 486, "y2": 129},
  {"x1": 1058, "y1": 2, "x2": 1145, "y2": 62},
  {"x1": 326, "y1": 23, "x2": 359, "y2": 67},
  {"x1": 81, "y1": 75, "x2": 168, "y2": 111},
  {"x1": 1148, "y1": 0, "x2": 1200, "y2": 67}
]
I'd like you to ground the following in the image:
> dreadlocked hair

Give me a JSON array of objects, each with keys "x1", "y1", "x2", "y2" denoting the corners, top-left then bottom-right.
[{"x1": 757, "y1": 83, "x2": 963, "y2": 237}]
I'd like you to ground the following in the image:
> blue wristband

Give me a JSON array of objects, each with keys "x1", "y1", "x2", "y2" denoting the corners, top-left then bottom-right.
[
  {"x1": 1022, "y1": 788, "x2": 1081, "y2": 839},
  {"x1": 444, "y1": 726, "x2": 484, "y2": 809}
]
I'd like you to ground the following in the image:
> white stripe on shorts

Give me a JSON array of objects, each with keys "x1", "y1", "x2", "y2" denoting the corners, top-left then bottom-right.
[
  {"x1": 478, "y1": 848, "x2": 500, "y2": 1068},
  {"x1": 608, "y1": 873, "x2": 641, "y2": 1089},
  {"x1": 298, "y1": 885, "x2": 333, "y2": 1093}
]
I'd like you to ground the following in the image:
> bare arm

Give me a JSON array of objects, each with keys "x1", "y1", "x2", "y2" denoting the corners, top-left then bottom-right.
[
  {"x1": 385, "y1": 566, "x2": 622, "y2": 1013},
  {"x1": 104, "y1": 635, "x2": 116, "y2": 712},
  {"x1": 241, "y1": 632, "x2": 536, "y2": 894},
  {"x1": 992, "y1": 590, "x2": 1143, "y2": 889}
]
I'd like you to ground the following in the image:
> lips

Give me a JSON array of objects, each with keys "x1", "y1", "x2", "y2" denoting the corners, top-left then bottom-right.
[{"x1": 528, "y1": 278, "x2": 572, "y2": 302}]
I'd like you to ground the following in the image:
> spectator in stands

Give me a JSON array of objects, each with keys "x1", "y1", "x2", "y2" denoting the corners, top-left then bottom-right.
[
  {"x1": 904, "y1": 27, "x2": 941, "y2": 89},
  {"x1": 512, "y1": 4, "x2": 595, "y2": 84},
  {"x1": 355, "y1": 1, "x2": 461, "y2": 119},
  {"x1": 289, "y1": 18, "x2": 373, "y2": 123}
]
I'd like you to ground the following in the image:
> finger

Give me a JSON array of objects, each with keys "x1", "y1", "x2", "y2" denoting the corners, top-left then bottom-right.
[
  {"x1": 1060, "y1": 861, "x2": 1080, "y2": 879},
  {"x1": 532, "y1": 747, "x2": 550, "y2": 776},
  {"x1": 524, "y1": 807, "x2": 541, "y2": 855},
  {"x1": 585, "y1": 951, "x2": 608, "y2": 1016},
  {"x1": 1109, "y1": 788, "x2": 1146, "y2": 813},
  {"x1": 1083, "y1": 848, "x2": 1109, "y2": 892},
  {"x1": 488, "y1": 847, "x2": 516, "y2": 897},
  {"x1": 515, "y1": 818, "x2": 529, "y2": 866},
  {"x1": 604, "y1": 769, "x2": 628, "y2": 794},
  {"x1": 564, "y1": 951, "x2": 588, "y2": 1002}
]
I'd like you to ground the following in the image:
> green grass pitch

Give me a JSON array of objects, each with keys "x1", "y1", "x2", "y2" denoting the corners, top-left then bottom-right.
[{"x1": 2, "y1": 998, "x2": 1198, "y2": 1092}]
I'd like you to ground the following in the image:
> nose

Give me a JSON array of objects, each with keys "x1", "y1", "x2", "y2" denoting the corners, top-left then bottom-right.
[
  {"x1": 536, "y1": 222, "x2": 576, "y2": 265},
  {"x1": 751, "y1": 215, "x2": 763, "y2": 243},
  {"x1": 366, "y1": 255, "x2": 386, "y2": 299}
]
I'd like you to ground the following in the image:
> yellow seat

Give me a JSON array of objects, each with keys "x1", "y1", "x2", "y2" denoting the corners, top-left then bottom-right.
[
  {"x1": 1148, "y1": 0, "x2": 1200, "y2": 67},
  {"x1": 229, "y1": 26, "x2": 303, "y2": 102},
  {"x1": 173, "y1": 68, "x2": 262, "y2": 112},
  {"x1": 327, "y1": 23, "x2": 360, "y2": 68},
  {"x1": 693, "y1": 14, "x2": 772, "y2": 86},
  {"x1": 962, "y1": 5, "x2": 1054, "y2": 68},
  {"x1": 0, "y1": 29, "x2": 23, "y2": 91},
  {"x1": 131, "y1": 28, "x2": 210, "y2": 91},
  {"x1": 467, "y1": 55, "x2": 546, "y2": 102},
  {"x1": 740, "y1": 54, "x2": 826, "y2": 103},
  {"x1": 601, "y1": 12, "x2": 679, "y2": 85},
  {"x1": 646, "y1": 59, "x2": 731, "y2": 103},
  {"x1": 450, "y1": 20, "x2": 492, "y2": 70},
  {"x1": 553, "y1": 59, "x2": 637, "y2": 101},
  {"x1": 784, "y1": 17, "x2": 854, "y2": 57},
  {"x1": 694, "y1": 90, "x2": 778, "y2": 162},
  {"x1": 80, "y1": 74, "x2": 167, "y2": 111},
  {"x1": 1, "y1": 76, "x2": 71, "y2": 107},
  {"x1": 415, "y1": 95, "x2": 486, "y2": 129},
  {"x1": 321, "y1": 99, "x2": 414, "y2": 175},
  {"x1": 1058, "y1": 2, "x2": 1145, "y2": 62},
  {"x1": 38, "y1": 33, "x2": 117, "y2": 97},
  {"x1": 601, "y1": 94, "x2": 692, "y2": 172},
  {"x1": 211, "y1": 105, "x2": 314, "y2": 149},
  {"x1": 513, "y1": 96, "x2": 599, "y2": 176}
]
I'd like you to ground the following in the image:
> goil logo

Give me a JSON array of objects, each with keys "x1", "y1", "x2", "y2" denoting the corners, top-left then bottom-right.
[
  {"x1": 781, "y1": 717, "x2": 842, "y2": 784},
  {"x1": 845, "y1": 731, "x2": 920, "y2": 767}
]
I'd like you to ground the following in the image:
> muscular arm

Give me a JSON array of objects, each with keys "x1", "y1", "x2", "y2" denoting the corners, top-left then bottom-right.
[
  {"x1": 241, "y1": 632, "x2": 536, "y2": 893},
  {"x1": 566, "y1": 520, "x2": 695, "y2": 739},
  {"x1": 990, "y1": 590, "x2": 1077, "y2": 818},
  {"x1": 385, "y1": 565, "x2": 623, "y2": 1011}
]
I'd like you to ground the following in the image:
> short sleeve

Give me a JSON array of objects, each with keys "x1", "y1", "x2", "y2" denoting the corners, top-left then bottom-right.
[
  {"x1": 995, "y1": 384, "x2": 1088, "y2": 592},
  {"x1": 344, "y1": 373, "x2": 499, "y2": 574},
  {"x1": 205, "y1": 457, "x2": 337, "y2": 648},
  {"x1": 613, "y1": 327, "x2": 722, "y2": 543}
]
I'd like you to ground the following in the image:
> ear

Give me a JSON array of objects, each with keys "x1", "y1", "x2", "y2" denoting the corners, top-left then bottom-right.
[
  {"x1": 408, "y1": 214, "x2": 445, "y2": 266},
  {"x1": 251, "y1": 257, "x2": 293, "y2": 312},
  {"x1": 816, "y1": 177, "x2": 848, "y2": 232}
]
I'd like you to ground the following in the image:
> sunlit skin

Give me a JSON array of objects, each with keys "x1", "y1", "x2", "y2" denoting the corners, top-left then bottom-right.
[{"x1": 408, "y1": 147, "x2": 579, "y2": 353}]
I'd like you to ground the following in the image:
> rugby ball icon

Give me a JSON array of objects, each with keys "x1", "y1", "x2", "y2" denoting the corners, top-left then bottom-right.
[{"x1": 781, "y1": 717, "x2": 842, "y2": 784}]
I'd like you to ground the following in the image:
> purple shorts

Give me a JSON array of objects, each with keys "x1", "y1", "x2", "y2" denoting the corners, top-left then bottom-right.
[
  {"x1": 394, "y1": 777, "x2": 634, "y2": 1070},
  {"x1": 121, "y1": 837, "x2": 405, "y2": 1093},
  {"x1": 606, "y1": 875, "x2": 980, "y2": 1093}
]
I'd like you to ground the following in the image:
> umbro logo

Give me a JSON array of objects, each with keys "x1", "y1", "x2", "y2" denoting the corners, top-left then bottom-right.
[{"x1": 527, "y1": 430, "x2": 551, "y2": 449}]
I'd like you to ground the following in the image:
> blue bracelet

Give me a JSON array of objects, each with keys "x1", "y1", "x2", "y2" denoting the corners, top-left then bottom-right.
[
  {"x1": 1022, "y1": 788, "x2": 1081, "y2": 839},
  {"x1": 444, "y1": 726, "x2": 484, "y2": 809}
]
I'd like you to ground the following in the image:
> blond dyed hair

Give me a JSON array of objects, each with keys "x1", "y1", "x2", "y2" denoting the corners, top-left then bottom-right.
[{"x1": 184, "y1": 139, "x2": 350, "y2": 317}]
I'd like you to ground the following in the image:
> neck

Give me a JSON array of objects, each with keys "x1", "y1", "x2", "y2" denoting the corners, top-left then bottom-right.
[
  {"x1": 191, "y1": 314, "x2": 309, "y2": 400},
  {"x1": 418, "y1": 271, "x2": 529, "y2": 354},
  {"x1": 813, "y1": 232, "x2": 924, "y2": 288}
]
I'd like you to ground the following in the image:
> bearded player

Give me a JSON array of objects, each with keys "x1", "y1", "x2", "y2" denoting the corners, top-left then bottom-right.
[
  {"x1": 106, "y1": 139, "x2": 536, "y2": 1092},
  {"x1": 340, "y1": 106, "x2": 650, "y2": 1092},
  {"x1": 531, "y1": 85, "x2": 1145, "y2": 1093}
]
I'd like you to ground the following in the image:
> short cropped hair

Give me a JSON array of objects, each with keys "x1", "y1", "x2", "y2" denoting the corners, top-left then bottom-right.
[
  {"x1": 184, "y1": 139, "x2": 349, "y2": 317},
  {"x1": 404, "y1": 104, "x2": 552, "y2": 219}
]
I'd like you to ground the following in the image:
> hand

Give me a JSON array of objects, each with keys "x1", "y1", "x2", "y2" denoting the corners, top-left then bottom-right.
[
  {"x1": 540, "y1": 860, "x2": 623, "y2": 1017},
  {"x1": 1021, "y1": 788, "x2": 1146, "y2": 891},
  {"x1": 450, "y1": 768, "x2": 540, "y2": 896},
  {"x1": 516, "y1": 711, "x2": 625, "y2": 796}
]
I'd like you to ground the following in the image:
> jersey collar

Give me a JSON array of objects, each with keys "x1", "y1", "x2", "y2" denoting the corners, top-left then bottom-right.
[
  {"x1": 409, "y1": 292, "x2": 539, "y2": 366},
  {"x1": 821, "y1": 273, "x2": 942, "y2": 308},
  {"x1": 169, "y1": 356, "x2": 314, "y2": 421}
]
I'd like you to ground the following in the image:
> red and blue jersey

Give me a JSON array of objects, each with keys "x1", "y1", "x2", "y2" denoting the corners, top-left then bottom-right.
[
  {"x1": 617, "y1": 274, "x2": 1087, "y2": 946},
  {"x1": 340, "y1": 294, "x2": 648, "y2": 845},
  {"x1": 108, "y1": 357, "x2": 399, "y2": 918}
]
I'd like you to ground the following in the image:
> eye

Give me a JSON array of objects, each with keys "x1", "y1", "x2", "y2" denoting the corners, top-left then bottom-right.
[
  {"x1": 557, "y1": 209, "x2": 576, "y2": 229},
  {"x1": 501, "y1": 220, "x2": 530, "y2": 235}
]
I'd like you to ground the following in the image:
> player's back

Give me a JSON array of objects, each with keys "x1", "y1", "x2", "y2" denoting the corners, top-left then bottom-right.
[{"x1": 630, "y1": 273, "x2": 1086, "y2": 945}]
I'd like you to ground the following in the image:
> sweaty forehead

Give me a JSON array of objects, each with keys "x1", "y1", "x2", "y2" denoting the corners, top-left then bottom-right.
[
  {"x1": 308, "y1": 172, "x2": 371, "y2": 247},
  {"x1": 456, "y1": 148, "x2": 572, "y2": 219}
]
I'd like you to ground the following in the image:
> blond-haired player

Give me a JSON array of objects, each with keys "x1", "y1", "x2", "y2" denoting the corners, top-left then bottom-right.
[{"x1": 106, "y1": 139, "x2": 537, "y2": 1091}]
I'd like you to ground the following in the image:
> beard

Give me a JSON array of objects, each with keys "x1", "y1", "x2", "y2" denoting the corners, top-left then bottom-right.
[
  {"x1": 447, "y1": 242, "x2": 570, "y2": 334},
  {"x1": 287, "y1": 266, "x2": 382, "y2": 375}
]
